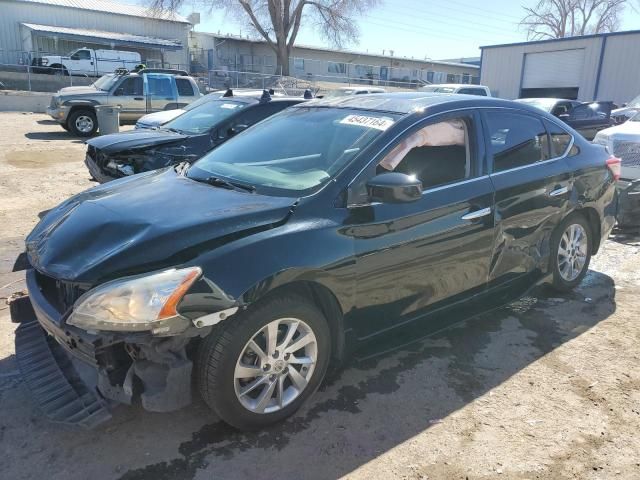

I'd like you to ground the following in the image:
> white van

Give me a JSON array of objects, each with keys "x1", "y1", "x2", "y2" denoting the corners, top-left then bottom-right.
[
  {"x1": 420, "y1": 84, "x2": 492, "y2": 97},
  {"x1": 33, "y1": 48, "x2": 142, "y2": 77}
]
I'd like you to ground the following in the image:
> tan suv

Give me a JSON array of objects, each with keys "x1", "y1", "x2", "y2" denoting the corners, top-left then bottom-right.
[{"x1": 46, "y1": 69, "x2": 202, "y2": 136}]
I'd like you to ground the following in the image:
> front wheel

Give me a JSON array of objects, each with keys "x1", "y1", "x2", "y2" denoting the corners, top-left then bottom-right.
[
  {"x1": 196, "y1": 294, "x2": 331, "y2": 430},
  {"x1": 550, "y1": 214, "x2": 592, "y2": 291},
  {"x1": 68, "y1": 109, "x2": 97, "y2": 137}
]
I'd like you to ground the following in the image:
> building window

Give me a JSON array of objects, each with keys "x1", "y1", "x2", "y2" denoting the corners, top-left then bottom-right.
[
  {"x1": 426, "y1": 71, "x2": 435, "y2": 83},
  {"x1": 294, "y1": 58, "x2": 305, "y2": 70},
  {"x1": 328, "y1": 61, "x2": 346, "y2": 74}
]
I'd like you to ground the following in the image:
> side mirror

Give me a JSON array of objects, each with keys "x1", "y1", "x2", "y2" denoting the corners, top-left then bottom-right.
[
  {"x1": 228, "y1": 124, "x2": 248, "y2": 136},
  {"x1": 621, "y1": 103, "x2": 628, "y2": 108},
  {"x1": 366, "y1": 172, "x2": 422, "y2": 204},
  {"x1": 114, "y1": 87, "x2": 124, "y2": 96}
]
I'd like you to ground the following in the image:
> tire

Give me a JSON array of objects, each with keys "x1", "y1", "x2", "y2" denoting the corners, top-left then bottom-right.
[
  {"x1": 61, "y1": 123, "x2": 70, "y2": 131},
  {"x1": 196, "y1": 294, "x2": 331, "y2": 431},
  {"x1": 68, "y1": 109, "x2": 97, "y2": 137},
  {"x1": 549, "y1": 213, "x2": 592, "y2": 292}
]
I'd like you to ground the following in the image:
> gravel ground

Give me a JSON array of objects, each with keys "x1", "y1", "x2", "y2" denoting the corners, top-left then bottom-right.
[{"x1": 1, "y1": 112, "x2": 639, "y2": 480}]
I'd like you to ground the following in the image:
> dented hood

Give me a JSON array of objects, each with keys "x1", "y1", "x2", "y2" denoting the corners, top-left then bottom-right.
[
  {"x1": 26, "y1": 169, "x2": 296, "y2": 284},
  {"x1": 86, "y1": 129, "x2": 188, "y2": 154}
]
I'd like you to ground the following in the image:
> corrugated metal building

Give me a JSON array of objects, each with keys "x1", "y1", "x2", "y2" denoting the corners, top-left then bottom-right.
[
  {"x1": 480, "y1": 30, "x2": 640, "y2": 104},
  {"x1": 191, "y1": 32, "x2": 480, "y2": 86},
  {"x1": 0, "y1": 0, "x2": 191, "y2": 68}
]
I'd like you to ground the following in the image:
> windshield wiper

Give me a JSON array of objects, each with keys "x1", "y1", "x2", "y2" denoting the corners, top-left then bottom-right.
[{"x1": 204, "y1": 176, "x2": 256, "y2": 193}]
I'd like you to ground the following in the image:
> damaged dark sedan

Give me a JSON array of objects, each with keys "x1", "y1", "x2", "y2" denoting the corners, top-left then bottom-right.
[
  {"x1": 15, "y1": 93, "x2": 619, "y2": 431},
  {"x1": 84, "y1": 91, "x2": 305, "y2": 183}
]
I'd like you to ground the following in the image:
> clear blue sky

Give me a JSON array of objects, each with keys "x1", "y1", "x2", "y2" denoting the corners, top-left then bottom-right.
[{"x1": 136, "y1": 0, "x2": 640, "y2": 59}]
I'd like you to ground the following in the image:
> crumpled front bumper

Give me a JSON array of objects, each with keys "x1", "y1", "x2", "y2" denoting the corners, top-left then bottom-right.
[
  {"x1": 12, "y1": 297, "x2": 112, "y2": 428},
  {"x1": 12, "y1": 269, "x2": 196, "y2": 428}
]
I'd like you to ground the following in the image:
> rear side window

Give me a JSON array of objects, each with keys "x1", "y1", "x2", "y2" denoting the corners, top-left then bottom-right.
[
  {"x1": 485, "y1": 111, "x2": 549, "y2": 172},
  {"x1": 544, "y1": 120, "x2": 573, "y2": 157},
  {"x1": 176, "y1": 78, "x2": 195, "y2": 96}
]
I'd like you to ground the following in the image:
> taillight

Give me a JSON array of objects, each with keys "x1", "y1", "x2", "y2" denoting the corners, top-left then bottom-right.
[{"x1": 606, "y1": 156, "x2": 621, "y2": 181}]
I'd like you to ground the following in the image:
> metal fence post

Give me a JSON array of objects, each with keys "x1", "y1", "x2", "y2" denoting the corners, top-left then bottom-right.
[{"x1": 27, "y1": 64, "x2": 32, "y2": 91}]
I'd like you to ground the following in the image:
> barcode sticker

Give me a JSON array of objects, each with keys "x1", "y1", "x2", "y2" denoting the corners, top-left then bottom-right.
[{"x1": 339, "y1": 115, "x2": 394, "y2": 131}]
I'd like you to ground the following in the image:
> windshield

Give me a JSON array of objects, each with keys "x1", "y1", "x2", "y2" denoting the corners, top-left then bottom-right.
[
  {"x1": 183, "y1": 92, "x2": 224, "y2": 112},
  {"x1": 516, "y1": 98, "x2": 556, "y2": 112},
  {"x1": 93, "y1": 74, "x2": 119, "y2": 91},
  {"x1": 422, "y1": 86, "x2": 456, "y2": 93},
  {"x1": 188, "y1": 107, "x2": 399, "y2": 194},
  {"x1": 628, "y1": 94, "x2": 640, "y2": 108},
  {"x1": 164, "y1": 100, "x2": 248, "y2": 134},
  {"x1": 631, "y1": 112, "x2": 640, "y2": 122}
]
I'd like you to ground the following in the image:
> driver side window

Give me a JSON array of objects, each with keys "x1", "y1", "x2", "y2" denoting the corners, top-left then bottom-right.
[{"x1": 376, "y1": 115, "x2": 474, "y2": 191}]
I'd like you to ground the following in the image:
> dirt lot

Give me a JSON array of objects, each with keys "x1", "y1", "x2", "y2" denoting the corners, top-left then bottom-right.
[{"x1": 1, "y1": 112, "x2": 639, "y2": 480}]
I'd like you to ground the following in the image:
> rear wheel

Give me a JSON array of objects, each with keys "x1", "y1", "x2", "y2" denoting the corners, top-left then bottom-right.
[
  {"x1": 550, "y1": 213, "x2": 592, "y2": 291},
  {"x1": 68, "y1": 109, "x2": 97, "y2": 137},
  {"x1": 196, "y1": 294, "x2": 331, "y2": 431}
]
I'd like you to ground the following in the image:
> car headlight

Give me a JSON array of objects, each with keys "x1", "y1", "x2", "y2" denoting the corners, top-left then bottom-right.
[{"x1": 67, "y1": 267, "x2": 201, "y2": 332}]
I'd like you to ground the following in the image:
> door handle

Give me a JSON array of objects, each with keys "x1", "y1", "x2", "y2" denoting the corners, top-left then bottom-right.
[
  {"x1": 134, "y1": 97, "x2": 144, "y2": 101},
  {"x1": 549, "y1": 186, "x2": 569, "y2": 197},
  {"x1": 461, "y1": 207, "x2": 492, "y2": 221}
]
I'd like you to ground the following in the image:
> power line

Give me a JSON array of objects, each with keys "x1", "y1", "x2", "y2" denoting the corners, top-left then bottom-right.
[
  {"x1": 379, "y1": 2, "x2": 522, "y2": 27},
  {"x1": 368, "y1": 8, "x2": 518, "y2": 36}
]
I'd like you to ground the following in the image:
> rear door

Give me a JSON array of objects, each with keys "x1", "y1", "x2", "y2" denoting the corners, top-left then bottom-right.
[
  {"x1": 564, "y1": 102, "x2": 612, "y2": 140},
  {"x1": 111, "y1": 76, "x2": 145, "y2": 121},
  {"x1": 144, "y1": 73, "x2": 178, "y2": 113},
  {"x1": 347, "y1": 110, "x2": 496, "y2": 336},
  {"x1": 483, "y1": 109, "x2": 574, "y2": 287}
]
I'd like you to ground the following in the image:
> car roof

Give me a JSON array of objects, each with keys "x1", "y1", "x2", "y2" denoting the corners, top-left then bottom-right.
[{"x1": 302, "y1": 91, "x2": 510, "y2": 115}]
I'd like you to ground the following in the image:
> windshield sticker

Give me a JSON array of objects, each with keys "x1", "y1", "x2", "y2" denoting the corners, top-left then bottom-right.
[
  {"x1": 220, "y1": 103, "x2": 240, "y2": 109},
  {"x1": 340, "y1": 115, "x2": 394, "y2": 131}
]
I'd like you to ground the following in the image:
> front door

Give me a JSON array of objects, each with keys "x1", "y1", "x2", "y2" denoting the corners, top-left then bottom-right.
[
  {"x1": 347, "y1": 111, "x2": 496, "y2": 337},
  {"x1": 483, "y1": 109, "x2": 574, "y2": 287},
  {"x1": 144, "y1": 73, "x2": 178, "y2": 113},
  {"x1": 110, "y1": 76, "x2": 145, "y2": 121}
]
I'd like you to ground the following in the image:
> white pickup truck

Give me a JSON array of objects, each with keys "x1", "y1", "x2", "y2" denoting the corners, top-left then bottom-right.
[{"x1": 31, "y1": 48, "x2": 141, "y2": 77}]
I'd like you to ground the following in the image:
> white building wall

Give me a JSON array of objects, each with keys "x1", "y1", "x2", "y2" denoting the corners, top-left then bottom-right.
[
  {"x1": 480, "y1": 36, "x2": 603, "y2": 101},
  {"x1": 0, "y1": 0, "x2": 190, "y2": 66},
  {"x1": 596, "y1": 32, "x2": 640, "y2": 105},
  {"x1": 191, "y1": 32, "x2": 479, "y2": 83}
]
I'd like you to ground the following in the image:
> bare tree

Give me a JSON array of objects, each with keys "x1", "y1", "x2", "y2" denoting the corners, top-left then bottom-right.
[
  {"x1": 520, "y1": 0, "x2": 628, "y2": 40},
  {"x1": 152, "y1": 0, "x2": 378, "y2": 75}
]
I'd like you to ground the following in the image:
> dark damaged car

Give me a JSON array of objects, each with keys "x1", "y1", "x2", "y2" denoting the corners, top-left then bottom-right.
[
  {"x1": 84, "y1": 91, "x2": 305, "y2": 182},
  {"x1": 14, "y1": 93, "x2": 619, "y2": 431}
]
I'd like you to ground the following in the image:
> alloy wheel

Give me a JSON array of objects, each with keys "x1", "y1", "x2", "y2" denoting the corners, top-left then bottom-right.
[
  {"x1": 557, "y1": 223, "x2": 588, "y2": 282},
  {"x1": 75, "y1": 115, "x2": 94, "y2": 134},
  {"x1": 234, "y1": 317, "x2": 318, "y2": 414}
]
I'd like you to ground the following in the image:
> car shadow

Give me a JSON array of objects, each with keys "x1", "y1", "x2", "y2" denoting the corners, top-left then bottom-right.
[
  {"x1": 3, "y1": 270, "x2": 616, "y2": 480},
  {"x1": 24, "y1": 131, "x2": 84, "y2": 143},
  {"x1": 609, "y1": 227, "x2": 640, "y2": 245},
  {"x1": 36, "y1": 119, "x2": 59, "y2": 126}
]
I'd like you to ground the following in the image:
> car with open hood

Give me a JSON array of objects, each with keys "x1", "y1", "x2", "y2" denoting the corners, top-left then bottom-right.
[
  {"x1": 594, "y1": 112, "x2": 640, "y2": 227},
  {"x1": 15, "y1": 92, "x2": 618, "y2": 431},
  {"x1": 84, "y1": 90, "x2": 305, "y2": 183}
]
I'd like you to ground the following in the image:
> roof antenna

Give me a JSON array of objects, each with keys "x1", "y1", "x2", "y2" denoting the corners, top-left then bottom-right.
[
  {"x1": 303, "y1": 89, "x2": 313, "y2": 99},
  {"x1": 223, "y1": 88, "x2": 233, "y2": 97},
  {"x1": 260, "y1": 89, "x2": 272, "y2": 102}
]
